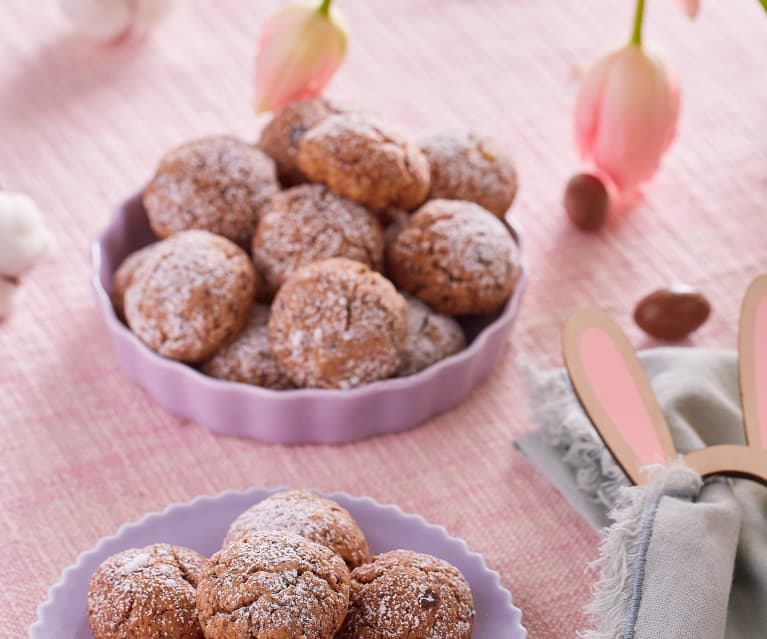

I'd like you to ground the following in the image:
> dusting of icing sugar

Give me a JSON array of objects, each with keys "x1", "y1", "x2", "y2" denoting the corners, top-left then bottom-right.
[
  {"x1": 123, "y1": 230, "x2": 256, "y2": 363},
  {"x1": 296, "y1": 112, "x2": 430, "y2": 211},
  {"x1": 338, "y1": 549, "x2": 475, "y2": 639},
  {"x1": 87, "y1": 544, "x2": 207, "y2": 639},
  {"x1": 269, "y1": 258, "x2": 407, "y2": 389},
  {"x1": 196, "y1": 530, "x2": 350, "y2": 639},
  {"x1": 111, "y1": 243, "x2": 159, "y2": 318},
  {"x1": 257, "y1": 97, "x2": 344, "y2": 185},
  {"x1": 290, "y1": 330, "x2": 304, "y2": 349},
  {"x1": 398, "y1": 295, "x2": 465, "y2": 376},
  {"x1": 418, "y1": 131, "x2": 517, "y2": 217},
  {"x1": 388, "y1": 199, "x2": 520, "y2": 315},
  {"x1": 252, "y1": 183, "x2": 384, "y2": 296},
  {"x1": 118, "y1": 551, "x2": 151, "y2": 574},
  {"x1": 223, "y1": 489, "x2": 369, "y2": 568},
  {"x1": 143, "y1": 136, "x2": 279, "y2": 247},
  {"x1": 202, "y1": 304, "x2": 294, "y2": 389}
]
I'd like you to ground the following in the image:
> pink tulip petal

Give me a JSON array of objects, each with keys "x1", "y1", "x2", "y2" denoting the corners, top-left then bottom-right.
[
  {"x1": 574, "y1": 51, "x2": 619, "y2": 160},
  {"x1": 254, "y1": 2, "x2": 347, "y2": 113},
  {"x1": 579, "y1": 45, "x2": 679, "y2": 192},
  {"x1": 676, "y1": 0, "x2": 700, "y2": 19}
]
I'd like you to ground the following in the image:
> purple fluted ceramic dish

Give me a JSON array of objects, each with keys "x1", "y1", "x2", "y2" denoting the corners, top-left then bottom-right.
[
  {"x1": 30, "y1": 488, "x2": 527, "y2": 639},
  {"x1": 92, "y1": 193, "x2": 528, "y2": 444}
]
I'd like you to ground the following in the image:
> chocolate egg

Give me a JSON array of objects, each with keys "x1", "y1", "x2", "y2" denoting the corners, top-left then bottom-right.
[
  {"x1": 564, "y1": 173, "x2": 608, "y2": 231},
  {"x1": 634, "y1": 286, "x2": 711, "y2": 340}
]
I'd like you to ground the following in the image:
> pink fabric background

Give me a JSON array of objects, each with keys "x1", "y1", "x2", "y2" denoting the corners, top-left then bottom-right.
[{"x1": 1, "y1": 1, "x2": 766, "y2": 637}]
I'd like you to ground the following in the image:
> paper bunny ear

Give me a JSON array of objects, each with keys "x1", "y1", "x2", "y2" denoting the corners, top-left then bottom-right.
[
  {"x1": 668, "y1": 274, "x2": 767, "y2": 485},
  {"x1": 738, "y1": 274, "x2": 767, "y2": 450},
  {"x1": 563, "y1": 309, "x2": 678, "y2": 485}
]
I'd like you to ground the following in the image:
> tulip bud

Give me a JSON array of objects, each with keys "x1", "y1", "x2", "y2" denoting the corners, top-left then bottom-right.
[
  {"x1": 575, "y1": 44, "x2": 679, "y2": 194},
  {"x1": 254, "y1": 0, "x2": 348, "y2": 113},
  {"x1": 677, "y1": 0, "x2": 700, "y2": 19}
]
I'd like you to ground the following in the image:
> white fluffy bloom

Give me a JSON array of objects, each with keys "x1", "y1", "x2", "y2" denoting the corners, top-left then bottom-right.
[
  {"x1": 0, "y1": 192, "x2": 54, "y2": 319},
  {"x1": 60, "y1": 0, "x2": 174, "y2": 42}
]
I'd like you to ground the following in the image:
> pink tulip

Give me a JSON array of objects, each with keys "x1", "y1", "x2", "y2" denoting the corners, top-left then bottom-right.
[
  {"x1": 575, "y1": 44, "x2": 679, "y2": 194},
  {"x1": 254, "y1": 0, "x2": 348, "y2": 113},
  {"x1": 677, "y1": 0, "x2": 700, "y2": 19}
]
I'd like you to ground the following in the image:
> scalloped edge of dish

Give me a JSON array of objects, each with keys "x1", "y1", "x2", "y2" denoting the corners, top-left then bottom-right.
[
  {"x1": 30, "y1": 488, "x2": 527, "y2": 639},
  {"x1": 91, "y1": 193, "x2": 529, "y2": 443}
]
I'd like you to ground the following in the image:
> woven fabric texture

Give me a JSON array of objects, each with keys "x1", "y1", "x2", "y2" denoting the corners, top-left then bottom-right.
[{"x1": 1, "y1": 1, "x2": 765, "y2": 637}]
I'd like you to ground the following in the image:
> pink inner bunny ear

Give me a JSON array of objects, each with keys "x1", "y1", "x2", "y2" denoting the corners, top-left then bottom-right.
[
  {"x1": 738, "y1": 274, "x2": 767, "y2": 450},
  {"x1": 563, "y1": 309, "x2": 678, "y2": 485}
]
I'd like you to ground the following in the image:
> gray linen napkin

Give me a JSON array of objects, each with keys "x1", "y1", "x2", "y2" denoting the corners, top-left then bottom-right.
[{"x1": 517, "y1": 348, "x2": 767, "y2": 639}]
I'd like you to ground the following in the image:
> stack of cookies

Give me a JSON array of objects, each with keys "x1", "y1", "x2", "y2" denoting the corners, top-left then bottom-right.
[
  {"x1": 87, "y1": 490, "x2": 475, "y2": 639},
  {"x1": 112, "y1": 97, "x2": 522, "y2": 390}
]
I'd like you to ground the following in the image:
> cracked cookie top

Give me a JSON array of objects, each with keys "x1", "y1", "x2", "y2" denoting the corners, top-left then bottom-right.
[
  {"x1": 223, "y1": 490, "x2": 369, "y2": 568},
  {"x1": 202, "y1": 304, "x2": 294, "y2": 390},
  {"x1": 268, "y1": 258, "x2": 408, "y2": 389},
  {"x1": 124, "y1": 230, "x2": 257, "y2": 363},
  {"x1": 257, "y1": 97, "x2": 345, "y2": 186},
  {"x1": 296, "y1": 113, "x2": 430, "y2": 211},
  {"x1": 252, "y1": 184, "x2": 384, "y2": 298},
  {"x1": 418, "y1": 131, "x2": 518, "y2": 218},
  {"x1": 143, "y1": 136, "x2": 279, "y2": 248},
  {"x1": 196, "y1": 530, "x2": 350, "y2": 639},
  {"x1": 387, "y1": 199, "x2": 520, "y2": 315},
  {"x1": 87, "y1": 543, "x2": 206, "y2": 639},
  {"x1": 398, "y1": 296, "x2": 465, "y2": 377},
  {"x1": 337, "y1": 549, "x2": 475, "y2": 639}
]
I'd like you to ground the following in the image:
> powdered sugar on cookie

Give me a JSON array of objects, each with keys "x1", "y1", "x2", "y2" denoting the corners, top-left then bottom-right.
[
  {"x1": 124, "y1": 230, "x2": 257, "y2": 363},
  {"x1": 224, "y1": 490, "x2": 369, "y2": 568}
]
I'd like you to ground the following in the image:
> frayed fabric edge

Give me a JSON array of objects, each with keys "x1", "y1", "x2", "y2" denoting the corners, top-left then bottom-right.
[
  {"x1": 521, "y1": 358, "x2": 630, "y2": 513},
  {"x1": 521, "y1": 358, "x2": 708, "y2": 638},
  {"x1": 581, "y1": 464, "x2": 702, "y2": 639}
]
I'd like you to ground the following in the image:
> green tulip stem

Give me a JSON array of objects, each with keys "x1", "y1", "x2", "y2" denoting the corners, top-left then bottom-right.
[{"x1": 630, "y1": 0, "x2": 645, "y2": 46}]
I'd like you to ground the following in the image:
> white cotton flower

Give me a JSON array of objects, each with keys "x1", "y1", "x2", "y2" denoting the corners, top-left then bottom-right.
[
  {"x1": 0, "y1": 192, "x2": 54, "y2": 319},
  {"x1": 60, "y1": 0, "x2": 174, "y2": 42},
  {"x1": 0, "y1": 192, "x2": 54, "y2": 277}
]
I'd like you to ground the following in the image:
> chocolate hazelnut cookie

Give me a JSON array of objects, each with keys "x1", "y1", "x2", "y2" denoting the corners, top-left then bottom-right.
[
  {"x1": 196, "y1": 531, "x2": 350, "y2": 639},
  {"x1": 296, "y1": 113, "x2": 430, "y2": 211},
  {"x1": 143, "y1": 136, "x2": 279, "y2": 247},
  {"x1": 257, "y1": 97, "x2": 344, "y2": 186},
  {"x1": 124, "y1": 230, "x2": 257, "y2": 363},
  {"x1": 202, "y1": 304, "x2": 294, "y2": 389},
  {"x1": 224, "y1": 490, "x2": 369, "y2": 568},
  {"x1": 269, "y1": 258, "x2": 407, "y2": 389},
  {"x1": 387, "y1": 199, "x2": 520, "y2": 315},
  {"x1": 252, "y1": 184, "x2": 384, "y2": 297},
  {"x1": 337, "y1": 549, "x2": 475, "y2": 639},
  {"x1": 111, "y1": 243, "x2": 158, "y2": 319},
  {"x1": 398, "y1": 296, "x2": 465, "y2": 376},
  {"x1": 87, "y1": 543, "x2": 206, "y2": 639},
  {"x1": 418, "y1": 131, "x2": 518, "y2": 218}
]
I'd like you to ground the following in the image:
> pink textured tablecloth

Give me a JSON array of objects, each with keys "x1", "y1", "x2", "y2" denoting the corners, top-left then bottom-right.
[{"x1": 1, "y1": 2, "x2": 766, "y2": 637}]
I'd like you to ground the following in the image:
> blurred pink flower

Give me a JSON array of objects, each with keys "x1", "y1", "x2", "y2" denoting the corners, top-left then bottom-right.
[
  {"x1": 677, "y1": 0, "x2": 700, "y2": 18},
  {"x1": 60, "y1": 0, "x2": 173, "y2": 42},
  {"x1": 575, "y1": 44, "x2": 679, "y2": 194},
  {"x1": 254, "y1": 0, "x2": 348, "y2": 113}
]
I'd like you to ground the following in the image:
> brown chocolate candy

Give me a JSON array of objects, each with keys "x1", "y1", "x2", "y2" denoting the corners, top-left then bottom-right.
[
  {"x1": 564, "y1": 173, "x2": 608, "y2": 231},
  {"x1": 634, "y1": 286, "x2": 711, "y2": 341}
]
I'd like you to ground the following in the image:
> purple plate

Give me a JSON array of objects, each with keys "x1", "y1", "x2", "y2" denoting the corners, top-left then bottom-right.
[
  {"x1": 30, "y1": 488, "x2": 526, "y2": 639},
  {"x1": 92, "y1": 193, "x2": 528, "y2": 444}
]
